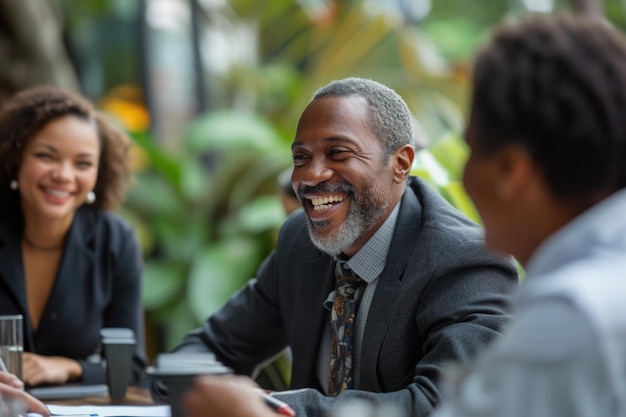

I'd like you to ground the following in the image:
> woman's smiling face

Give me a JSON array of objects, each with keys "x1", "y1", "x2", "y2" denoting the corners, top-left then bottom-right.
[{"x1": 18, "y1": 114, "x2": 100, "y2": 224}]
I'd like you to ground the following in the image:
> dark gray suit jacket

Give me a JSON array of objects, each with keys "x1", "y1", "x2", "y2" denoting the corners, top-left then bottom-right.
[
  {"x1": 0, "y1": 204, "x2": 146, "y2": 385},
  {"x1": 168, "y1": 177, "x2": 518, "y2": 417}
]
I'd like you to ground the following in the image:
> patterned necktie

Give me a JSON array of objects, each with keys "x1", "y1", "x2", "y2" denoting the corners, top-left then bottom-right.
[{"x1": 328, "y1": 263, "x2": 362, "y2": 396}]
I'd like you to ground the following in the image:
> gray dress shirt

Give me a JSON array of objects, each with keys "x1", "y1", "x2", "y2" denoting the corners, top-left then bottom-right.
[{"x1": 432, "y1": 188, "x2": 626, "y2": 417}]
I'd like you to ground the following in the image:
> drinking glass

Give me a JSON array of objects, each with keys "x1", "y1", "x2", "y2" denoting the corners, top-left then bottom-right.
[{"x1": 0, "y1": 315, "x2": 23, "y2": 381}]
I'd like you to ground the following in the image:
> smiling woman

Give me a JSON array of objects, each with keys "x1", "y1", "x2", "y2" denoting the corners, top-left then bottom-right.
[
  {"x1": 18, "y1": 115, "x2": 100, "y2": 232},
  {"x1": 0, "y1": 86, "x2": 146, "y2": 388}
]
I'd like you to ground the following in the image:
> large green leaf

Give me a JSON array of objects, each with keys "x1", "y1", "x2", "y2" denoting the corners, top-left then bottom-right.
[
  {"x1": 185, "y1": 111, "x2": 284, "y2": 153},
  {"x1": 412, "y1": 149, "x2": 450, "y2": 186},
  {"x1": 179, "y1": 158, "x2": 213, "y2": 203},
  {"x1": 186, "y1": 238, "x2": 263, "y2": 323},
  {"x1": 237, "y1": 195, "x2": 287, "y2": 234},
  {"x1": 142, "y1": 261, "x2": 186, "y2": 310},
  {"x1": 125, "y1": 172, "x2": 184, "y2": 217},
  {"x1": 131, "y1": 131, "x2": 181, "y2": 187},
  {"x1": 153, "y1": 214, "x2": 209, "y2": 262},
  {"x1": 428, "y1": 133, "x2": 469, "y2": 181}
]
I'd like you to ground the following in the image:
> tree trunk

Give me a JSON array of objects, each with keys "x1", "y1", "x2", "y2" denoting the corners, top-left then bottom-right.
[{"x1": 0, "y1": 0, "x2": 79, "y2": 103}]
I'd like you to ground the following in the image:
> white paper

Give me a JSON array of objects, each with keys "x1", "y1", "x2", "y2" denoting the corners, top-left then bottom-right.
[{"x1": 27, "y1": 404, "x2": 171, "y2": 417}]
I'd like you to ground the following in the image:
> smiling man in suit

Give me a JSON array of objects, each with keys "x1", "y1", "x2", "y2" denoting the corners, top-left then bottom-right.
[{"x1": 159, "y1": 77, "x2": 518, "y2": 417}]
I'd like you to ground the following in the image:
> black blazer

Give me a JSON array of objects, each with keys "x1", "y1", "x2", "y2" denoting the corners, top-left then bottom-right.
[
  {"x1": 0, "y1": 205, "x2": 146, "y2": 385},
  {"x1": 168, "y1": 177, "x2": 519, "y2": 417}
]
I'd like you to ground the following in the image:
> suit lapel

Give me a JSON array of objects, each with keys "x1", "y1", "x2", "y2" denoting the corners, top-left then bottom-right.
[
  {"x1": 359, "y1": 187, "x2": 423, "y2": 391},
  {"x1": 289, "y1": 246, "x2": 335, "y2": 390}
]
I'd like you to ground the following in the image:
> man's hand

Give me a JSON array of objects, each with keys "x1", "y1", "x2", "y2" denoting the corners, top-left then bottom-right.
[
  {"x1": 0, "y1": 371, "x2": 49, "y2": 416},
  {"x1": 184, "y1": 376, "x2": 280, "y2": 417},
  {"x1": 23, "y1": 353, "x2": 81, "y2": 386}
]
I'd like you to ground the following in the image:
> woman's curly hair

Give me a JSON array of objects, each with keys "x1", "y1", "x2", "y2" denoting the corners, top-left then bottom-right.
[{"x1": 0, "y1": 85, "x2": 133, "y2": 211}]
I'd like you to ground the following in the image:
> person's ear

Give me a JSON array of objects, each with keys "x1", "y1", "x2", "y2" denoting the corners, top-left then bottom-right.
[
  {"x1": 391, "y1": 145, "x2": 415, "y2": 183},
  {"x1": 496, "y1": 144, "x2": 535, "y2": 200}
]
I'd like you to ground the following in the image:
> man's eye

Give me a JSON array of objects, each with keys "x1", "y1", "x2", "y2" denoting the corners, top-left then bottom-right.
[
  {"x1": 292, "y1": 154, "x2": 309, "y2": 164},
  {"x1": 329, "y1": 149, "x2": 348, "y2": 156}
]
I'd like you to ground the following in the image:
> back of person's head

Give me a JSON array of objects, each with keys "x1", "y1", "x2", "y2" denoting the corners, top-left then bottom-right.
[
  {"x1": 312, "y1": 77, "x2": 416, "y2": 157},
  {"x1": 277, "y1": 167, "x2": 299, "y2": 215},
  {"x1": 0, "y1": 85, "x2": 133, "y2": 211},
  {"x1": 471, "y1": 14, "x2": 626, "y2": 200}
]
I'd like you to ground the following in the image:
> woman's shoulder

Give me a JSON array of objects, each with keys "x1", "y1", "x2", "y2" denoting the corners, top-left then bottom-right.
[{"x1": 75, "y1": 206, "x2": 137, "y2": 244}]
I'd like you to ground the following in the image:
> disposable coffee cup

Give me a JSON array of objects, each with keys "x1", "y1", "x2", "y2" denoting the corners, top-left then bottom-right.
[
  {"x1": 100, "y1": 328, "x2": 135, "y2": 400},
  {"x1": 0, "y1": 315, "x2": 23, "y2": 380},
  {"x1": 146, "y1": 353, "x2": 232, "y2": 417}
]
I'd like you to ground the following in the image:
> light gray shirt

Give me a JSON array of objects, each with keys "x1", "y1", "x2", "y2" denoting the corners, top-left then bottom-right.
[{"x1": 432, "y1": 188, "x2": 626, "y2": 417}]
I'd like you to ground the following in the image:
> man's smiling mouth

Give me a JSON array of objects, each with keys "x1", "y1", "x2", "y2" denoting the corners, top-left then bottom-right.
[{"x1": 309, "y1": 195, "x2": 346, "y2": 211}]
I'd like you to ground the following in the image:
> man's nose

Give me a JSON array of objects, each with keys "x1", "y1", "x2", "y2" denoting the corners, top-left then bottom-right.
[{"x1": 298, "y1": 158, "x2": 333, "y2": 187}]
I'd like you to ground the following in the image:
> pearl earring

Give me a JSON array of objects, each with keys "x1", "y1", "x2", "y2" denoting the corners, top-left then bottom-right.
[
  {"x1": 9, "y1": 180, "x2": 18, "y2": 190},
  {"x1": 86, "y1": 191, "x2": 96, "y2": 204}
]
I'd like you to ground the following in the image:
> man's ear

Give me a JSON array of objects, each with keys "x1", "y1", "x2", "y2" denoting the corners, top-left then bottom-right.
[{"x1": 392, "y1": 145, "x2": 415, "y2": 183}]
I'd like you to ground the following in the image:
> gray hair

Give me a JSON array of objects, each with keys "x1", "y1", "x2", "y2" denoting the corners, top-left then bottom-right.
[{"x1": 312, "y1": 78, "x2": 415, "y2": 157}]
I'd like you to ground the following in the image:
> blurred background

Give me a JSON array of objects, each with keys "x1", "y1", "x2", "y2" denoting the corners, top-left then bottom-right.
[{"x1": 0, "y1": 0, "x2": 618, "y2": 387}]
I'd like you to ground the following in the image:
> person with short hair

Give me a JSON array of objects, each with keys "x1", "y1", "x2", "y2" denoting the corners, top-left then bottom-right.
[
  {"x1": 432, "y1": 13, "x2": 626, "y2": 417},
  {"x1": 161, "y1": 77, "x2": 519, "y2": 417}
]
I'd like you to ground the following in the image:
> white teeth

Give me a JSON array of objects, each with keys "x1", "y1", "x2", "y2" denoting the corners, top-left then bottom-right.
[
  {"x1": 46, "y1": 189, "x2": 70, "y2": 198},
  {"x1": 310, "y1": 195, "x2": 345, "y2": 210}
]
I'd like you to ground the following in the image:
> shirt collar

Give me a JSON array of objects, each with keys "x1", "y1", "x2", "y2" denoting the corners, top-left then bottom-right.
[
  {"x1": 337, "y1": 201, "x2": 401, "y2": 284},
  {"x1": 526, "y1": 188, "x2": 626, "y2": 279}
]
